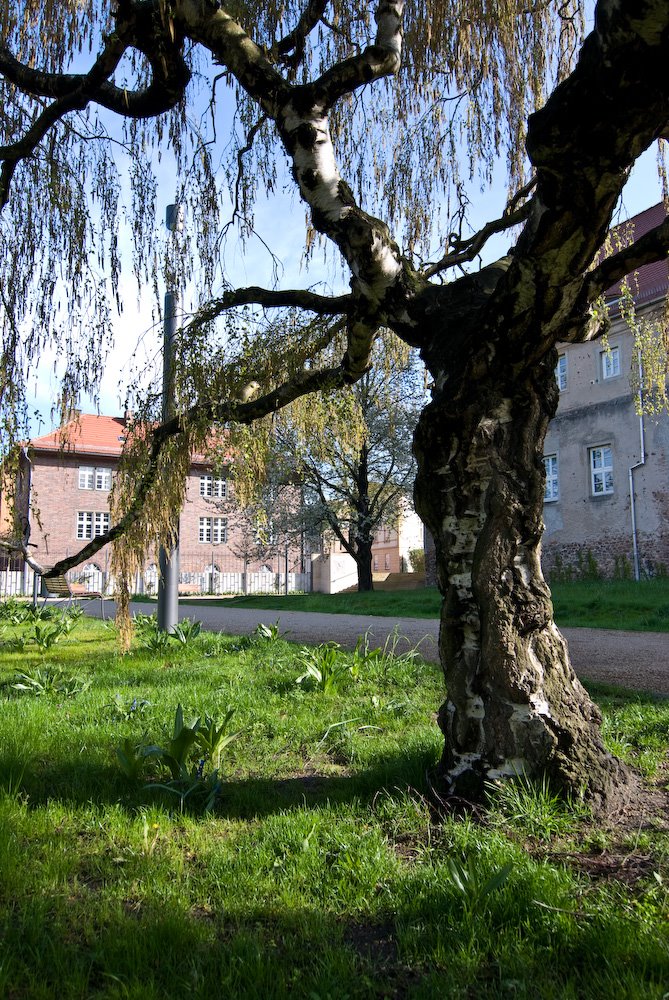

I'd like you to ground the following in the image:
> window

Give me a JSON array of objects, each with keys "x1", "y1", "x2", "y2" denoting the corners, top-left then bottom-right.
[
  {"x1": 555, "y1": 354, "x2": 568, "y2": 391},
  {"x1": 79, "y1": 466, "x2": 112, "y2": 490},
  {"x1": 590, "y1": 445, "x2": 614, "y2": 496},
  {"x1": 198, "y1": 517, "x2": 227, "y2": 543},
  {"x1": 543, "y1": 454, "x2": 559, "y2": 502},
  {"x1": 601, "y1": 346, "x2": 620, "y2": 380},
  {"x1": 199, "y1": 474, "x2": 227, "y2": 498},
  {"x1": 77, "y1": 511, "x2": 110, "y2": 539}
]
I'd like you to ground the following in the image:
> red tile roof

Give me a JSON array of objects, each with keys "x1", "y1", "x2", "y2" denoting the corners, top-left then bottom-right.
[
  {"x1": 605, "y1": 201, "x2": 669, "y2": 308},
  {"x1": 28, "y1": 413, "x2": 222, "y2": 466},
  {"x1": 28, "y1": 414, "x2": 128, "y2": 458}
]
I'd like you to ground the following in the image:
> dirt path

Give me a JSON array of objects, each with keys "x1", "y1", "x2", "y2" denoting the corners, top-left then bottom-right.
[{"x1": 88, "y1": 600, "x2": 669, "y2": 698}]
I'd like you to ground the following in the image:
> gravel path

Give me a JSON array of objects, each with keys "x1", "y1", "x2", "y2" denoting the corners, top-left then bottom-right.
[{"x1": 88, "y1": 600, "x2": 669, "y2": 698}]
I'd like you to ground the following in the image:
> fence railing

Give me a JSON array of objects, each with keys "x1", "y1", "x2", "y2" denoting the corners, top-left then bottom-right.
[{"x1": 0, "y1": 550, "x2": 311, "y2": 600}]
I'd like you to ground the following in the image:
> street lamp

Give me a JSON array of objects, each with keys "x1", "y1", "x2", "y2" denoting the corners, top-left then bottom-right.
[{"x1": 157, "y1": 203, "x2": 182, "y2": 632}]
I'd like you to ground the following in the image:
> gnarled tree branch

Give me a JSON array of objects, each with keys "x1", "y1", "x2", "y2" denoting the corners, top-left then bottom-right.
[
  {"x1": 186, "y1": 285, "x2": 354, "y2": 332},
  {"x1": 583, "y1": 213, "x2": 669, "y2": 303},
  {"x1": 422, "y1": 189, "x2": 535, "y2": 278}
]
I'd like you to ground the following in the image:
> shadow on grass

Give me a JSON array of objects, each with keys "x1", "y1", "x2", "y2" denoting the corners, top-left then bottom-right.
[
  {"x1": 2, "y1": 854, "x2": 667, "y2": 1000},
  {"x1": 0, "y1": 897, "x2": 414, "y2": 999},
  {"x1": 0, "y1": 746, "x2": 438, "y2": 821}
]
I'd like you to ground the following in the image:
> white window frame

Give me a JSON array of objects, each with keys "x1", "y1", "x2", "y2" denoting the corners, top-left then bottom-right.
[
  {"x1": 543, "y1": 454, "x2": 559, "y2": 502},
  {"x1": 77, "y1": 511, "x2": 110, "y2": 539},
  {"x1": 78, "y1": 467, "x2": 95, "y2": 490},
  {"x1": 555, "y1": 354, "x2": 568, "y2": 391},
  {"x1": 589, "y1": 445, "x2": 614, "y2": 496},
  {"x1": 601, "y1": 345, "x2": 621, "y2": 380},
  {"x1": 199, "y1": 474, "x2": 227, "y2": 498},
  {"x1": 95, "y1": 467, "x2": 112, "y2": 491},
  {"x1": 78, "y1": 465, "x2": 112, "y2": 491},
  {"x1": 212, "y1": 517, "x2": 227, "y2": 544},
  {"x1": 77, "y1": 511, "x2": 92, "y2": 539},
  {"x1": 199, "y1": 517, "x2": 228, "y2": 544}
]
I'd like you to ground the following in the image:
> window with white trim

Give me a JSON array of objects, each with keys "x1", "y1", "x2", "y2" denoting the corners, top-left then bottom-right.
[
  {"x1": 601, "y1": 346, "x2": 621, "y2": 380},
  {"x1": 77, "y1": 511, "x2": 110, "y2": 539},
  {"x1": 199, "y1": 474, "x2": 227, "y2": 498},
  {"x1": 78, "y1": 466, "x2": 112, "y2": 490},
  {"x1": 543, "y1": 454, "x2": 559, "y2": 502},
  {"x1": 198, "y1": 517, "x2": 228, "y2": 543},
  {"x1": 590, "y1": 445, "x2": 614, "y2": 496},
  {"x1": 555, "y1": 354, "x2": 568, "y2": 391}
]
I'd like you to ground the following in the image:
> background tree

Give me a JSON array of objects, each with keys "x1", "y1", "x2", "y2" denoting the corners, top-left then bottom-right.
[
  {"x1": 278, "y1": 341, "x2": 422, "y2": 591},
  {"x1": 209, "y1": 441, "x2": 310, "y2": 594},
  {"x1": 2, "y1": 1, "x2": 669, "y2": 813}
]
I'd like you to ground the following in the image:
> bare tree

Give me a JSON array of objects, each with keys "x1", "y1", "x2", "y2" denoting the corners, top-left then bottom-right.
[
  {"x1": 281, "y1": 357, "x2": 421, "y2": 591},
  {"x1": 2, "y1": 1, "x2": 669, "y2": 811}
]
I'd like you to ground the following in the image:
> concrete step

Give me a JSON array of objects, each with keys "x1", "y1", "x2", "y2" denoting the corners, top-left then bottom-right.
[{"x1": 341, "y1": 572, "x2": 426, "y2": 593}]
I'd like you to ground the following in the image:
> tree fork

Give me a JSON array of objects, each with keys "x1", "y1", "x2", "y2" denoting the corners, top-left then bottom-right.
[{"x1": 413, "y1": 350, "x2": 637, "y2": 814}]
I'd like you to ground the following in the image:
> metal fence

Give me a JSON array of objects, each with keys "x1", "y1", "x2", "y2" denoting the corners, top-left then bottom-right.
[
  {"x1": 0, "y1": 550, "x2": 311, "y2": 599},
  {"x1": 140, "y1": 551, "x2": 311, "y2": 596}
]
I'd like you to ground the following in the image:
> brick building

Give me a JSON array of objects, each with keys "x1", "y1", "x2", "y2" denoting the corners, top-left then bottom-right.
[{"x1": 5, "y1": 413, "x2": 309, "y2": 595}]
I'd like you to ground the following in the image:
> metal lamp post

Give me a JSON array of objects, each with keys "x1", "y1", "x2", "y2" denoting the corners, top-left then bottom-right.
[{"x1": 157, "y1": 203, "x2": 181, "y2": 632}]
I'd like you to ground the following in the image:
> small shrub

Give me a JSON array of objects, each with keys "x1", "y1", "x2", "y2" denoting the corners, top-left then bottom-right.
[
  {"x1": 549, "y1": 552, "x2": 574, "y2": 584},
  {"x1": 296, "y1": 643, "x2": 351, "y2": 695},
  {"x1": 105, "y1": 694, "x2": 152, "y2": 722},
  {"x1": 0, "y1": 598, "x2": 30, "y2": 625},
  {"x1": 614, "y1": 554, "x2": 633, "y2": 580},
  {"x1": 10, "y1": 665, "x2": 90, "y2": 698},
  {"x1": 407, "y1": 547, "x2": 426, "y2": 574},
  {"x1": 31, "y1": 621, "x2": 67, "y2": 651},
  {"x1": 576, "y1": 547, "x2": 601, "y2": 581},
  {"x1": 134, "y1": 614, "x2": 171, "y2": 653},
  {"x1": 169, "y1": 618, "x2": 202, "y2": 646},
  {"x1": 134, "y1": 613, "x2": 203, "y2": 651},
  {"x1": 254, "y1": 620, "x2": 282, "y2": 642},
  {"x1": 115, "y1": 703, "x2": 241, "y2": 813}
]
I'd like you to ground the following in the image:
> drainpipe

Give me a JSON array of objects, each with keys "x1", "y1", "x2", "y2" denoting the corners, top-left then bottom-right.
[{"x1": 629, "y1": 354, "x2": 646, "y2": 582}]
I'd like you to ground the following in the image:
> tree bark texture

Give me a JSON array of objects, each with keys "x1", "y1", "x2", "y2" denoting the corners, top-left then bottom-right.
[
  {"x1": 354, "y1": 441, "x2": 374, "y2": 592},
  {"x1": 356, "y1": 541, "x2": 374, "y2": 592},
  {"x1": 413, "y1": 342, "x2": 635, "y2": 812}
]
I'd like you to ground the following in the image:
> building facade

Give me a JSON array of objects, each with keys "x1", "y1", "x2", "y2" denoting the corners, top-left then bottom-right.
[
  {"x1": 542, "y1": 203, "x2": 669, "y2": 579},
  {"x1": 4, "y1": 413, "x2": 310, "y2": 596},
  {"x1": 423, "y1": 202, "x2": 669, "y2": 586}
]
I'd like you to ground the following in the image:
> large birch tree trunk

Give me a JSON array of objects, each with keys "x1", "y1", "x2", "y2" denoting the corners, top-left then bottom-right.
[{"x1": 413, "y1": 348, "x2": 636, "y2": 812}]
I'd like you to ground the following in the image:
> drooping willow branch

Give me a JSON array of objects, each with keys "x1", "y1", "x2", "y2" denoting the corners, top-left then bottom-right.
[{"x1": 37, "y1": 363, "x2": 347, "y2": 579}]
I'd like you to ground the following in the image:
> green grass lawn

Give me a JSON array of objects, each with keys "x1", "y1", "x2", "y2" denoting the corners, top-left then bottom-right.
[
  {"x1": 179, "y1": 578, "x2": 669, "y2": 631},
  {"x1": 1, "y1": 608, "x2": 668, "y2": 998}
]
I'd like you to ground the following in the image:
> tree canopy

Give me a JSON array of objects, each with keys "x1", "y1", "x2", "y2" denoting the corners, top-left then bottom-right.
[{"x1": 2, "y1": 0, "x2": 669, "y2": 810}]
